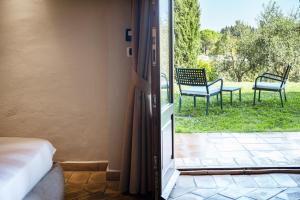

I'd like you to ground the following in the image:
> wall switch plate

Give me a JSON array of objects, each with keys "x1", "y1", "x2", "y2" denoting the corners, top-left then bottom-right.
[
  {"x1": 126, "y1": 47, "x2": 133, "y2": 57},
  {"x1": 125, "y1": 29, "x2": 132, "y2": 42}
]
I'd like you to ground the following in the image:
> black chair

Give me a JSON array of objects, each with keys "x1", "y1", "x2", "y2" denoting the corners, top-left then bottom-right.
[
  {"x1": 175, "y1": 68, "x2": 223, "y2": 115},
  {"x1": 253, "y1": 64, "x2": 292, "y2": 107}
]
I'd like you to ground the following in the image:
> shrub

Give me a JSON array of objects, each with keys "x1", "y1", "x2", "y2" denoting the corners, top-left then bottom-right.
[{"x1": 197, "y1": 60, "x2": 218, "y2": 81}]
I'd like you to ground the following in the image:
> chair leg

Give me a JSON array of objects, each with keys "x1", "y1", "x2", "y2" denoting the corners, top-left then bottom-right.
[
  {"x1": 239, "y1": 89, "x2": 242, "y2": 102},
  {"x1": 258, "y1": 90, "x2": 261, "y2": 102},
  {"x1": 206, "y1": 96, "x2": 209, "y2": 116},
  {"x1": 193, "y1": 96, "x2": 196, "y2": 108},
  {"x1": 230, "y1": 91, "x2": 233, "y2": 105},
  {"x1": 284, "y1": 88, "x2": 287, "y2": 102},
  {"x1": 216, "y1": 94, "x2": 219, "y2": 102},
  {"x1": 179, "y1": 95, "x2": 182, "y2": 112},
  {"x1": 253, "y1": 90, "x2": 257, "y2": 106},
  {"x1": 279, "y1": 91, "x2": 284, "y2": 107},
  {"x1": 220, "y1": 92, "x2": 223, "y2": 110}
]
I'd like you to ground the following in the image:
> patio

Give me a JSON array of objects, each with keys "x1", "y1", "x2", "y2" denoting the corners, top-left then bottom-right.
[
  {"x1": 175, "y1": 132, "x2": 300, "y2": 169},
  {"x1": 169, "y1": 174, "x2": 300, "y2": 200}
]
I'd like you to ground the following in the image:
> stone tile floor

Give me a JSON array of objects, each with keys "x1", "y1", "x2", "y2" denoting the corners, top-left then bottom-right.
[
  {"x1": 64, "y1": 171, "x2": 143, "y2": 200},
  {"x1": 65, "y1": 171, "x2": 300, "y2": 199},
  {"x1": 170, "y1": 174, "x2": 300, "y2": 200},
  {"x1": 175, "y1": 132, "x2": 300, "y2": 168}
]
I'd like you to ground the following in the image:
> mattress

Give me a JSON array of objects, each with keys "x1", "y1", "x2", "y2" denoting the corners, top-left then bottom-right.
[{"x1": 0, "y1": 137, "x2": 56, "y2": 200}]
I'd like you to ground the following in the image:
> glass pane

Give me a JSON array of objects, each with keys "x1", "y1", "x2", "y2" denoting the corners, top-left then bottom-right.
[{"x1": 159, "y1": 0, "x2": 170, "y2": 108}]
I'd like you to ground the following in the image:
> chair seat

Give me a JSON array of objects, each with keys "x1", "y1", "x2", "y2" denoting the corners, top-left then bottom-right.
[
  {"x1": 182, "y1": 86, "x2": 221, "y2": 96},
  {"x1": 253, "y1": 82, "x2": 285, "y2": 90}
]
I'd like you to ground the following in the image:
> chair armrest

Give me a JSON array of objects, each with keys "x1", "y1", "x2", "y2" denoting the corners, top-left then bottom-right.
[
  {"x1": 254, "y1": 75, "x2": 283, "y2": 88},
  {"x1": 256, "y1": 75, "x2": 283, "y2": 83},
  {"x1": 261, "y1": 73, "x2": 283, "y2": 81},
  {"x1": 207, "y1": 78, "x2": 223, "y2": 90}
]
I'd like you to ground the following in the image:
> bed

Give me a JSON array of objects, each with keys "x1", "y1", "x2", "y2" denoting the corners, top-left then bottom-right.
[{"x1": 0, "y1": 137, "x2": 64, "y2": 200}]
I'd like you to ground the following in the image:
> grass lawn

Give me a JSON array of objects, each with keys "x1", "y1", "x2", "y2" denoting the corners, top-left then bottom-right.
[{"x1": 174, "y1": 82, "x2": 300, "y2": 133}]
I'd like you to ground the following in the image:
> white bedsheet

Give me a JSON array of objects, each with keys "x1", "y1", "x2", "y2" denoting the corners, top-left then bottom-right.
[{"x1": 0, "y1": 137, "x2": 55, "y2": 200}]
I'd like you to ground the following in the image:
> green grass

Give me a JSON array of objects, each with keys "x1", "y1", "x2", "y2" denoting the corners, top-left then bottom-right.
[{"x1": 175, "y1": 82, "x2": 300, "y2": 133}]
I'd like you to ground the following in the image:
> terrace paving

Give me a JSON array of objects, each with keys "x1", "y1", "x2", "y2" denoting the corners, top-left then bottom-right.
[
  {"x1": 175, "y1": 132, "x2": 300, "y2": 168},
  {"x1": 169, "y1": 174, "x2": 300, "y2": 200}
]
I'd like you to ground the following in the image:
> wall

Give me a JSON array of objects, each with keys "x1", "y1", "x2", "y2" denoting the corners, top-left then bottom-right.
[{"x1": 0, "y1": 0, "x2": 131, "y2": 169}]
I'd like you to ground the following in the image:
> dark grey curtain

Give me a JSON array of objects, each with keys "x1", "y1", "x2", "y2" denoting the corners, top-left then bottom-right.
[{"x1": 120, "y1": 0, "x2": 153, "y2": 195}]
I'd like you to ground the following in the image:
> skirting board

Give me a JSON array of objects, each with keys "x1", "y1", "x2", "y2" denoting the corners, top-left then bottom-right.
[
  {"x1": 60, "y1": 161, "x2": 108, "y2": 171},
  {"x1": 106, "y1": 169, "x2": 120, "y2": 181}
]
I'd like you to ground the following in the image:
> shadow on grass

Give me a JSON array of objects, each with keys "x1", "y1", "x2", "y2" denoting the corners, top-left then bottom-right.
[{"x1": 175, "y1": 92, "x2": 300, "y2": 133}]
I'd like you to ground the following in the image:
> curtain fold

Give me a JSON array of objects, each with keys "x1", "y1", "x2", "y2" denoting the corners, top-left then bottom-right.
[{"x1": 120, "y1": 0, "x2": 153, "y2": 195}]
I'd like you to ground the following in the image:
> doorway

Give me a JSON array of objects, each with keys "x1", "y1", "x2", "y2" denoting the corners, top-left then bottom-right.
[{"x1": 151, "y1": 0, "x2": 300, "y2": 199}]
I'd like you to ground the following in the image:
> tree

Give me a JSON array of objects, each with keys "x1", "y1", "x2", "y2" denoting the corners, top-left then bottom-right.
[
  {"x1": 214, "y1": 21, "x2": 257, "y2": 82},
  {"x1": 254, "y1": 1, "x2": 300, "y2": 81},
  {"x1": 174, "y1": 0, "x2": 201, "y2": 68},
  {"x1": 200, "y1": 29, "x2": 220, "y2": 55}
]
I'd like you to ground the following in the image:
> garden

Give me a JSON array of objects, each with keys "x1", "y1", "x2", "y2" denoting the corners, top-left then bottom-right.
[{"x1": 173, "y1": 0, "x2": 300, "y2": 133}]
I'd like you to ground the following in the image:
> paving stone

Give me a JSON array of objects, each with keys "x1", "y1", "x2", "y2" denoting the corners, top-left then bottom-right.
[
  {"x1": 236, "y1": 137, "x2": 265, "y2": 144},
  {"x1": 220, "y1": 151, "x2": 251, "y2": 159},
  {"x1": 271, "y1": 174, "x2": 298, "y2": 187},
  {"x1": 175, "y1": 176, "x2": 196, "y2": 188},
  {"x1": 175, "y1": 158, "x2": 185, "y2": 167},
  {"x1": 84, "y1": 182, "x2": 106, "y2": 193},
  {"x1": 191, "y1": 189, "x2": 221, "y2": 198},
  {"x1": 218, "y1": 187, "x2": 255, "y2": 199},
  {"x1": 275, "y1": 188, "x2": 300, "y2": 200},
  {"x1": 88, "y1": 172, "x2": 106, "y2": 184},
  {"x1": 251, "y1": 157, "x2": 273, "y2": 166},
  {"x1": 213, "y1": 175, "x2": 234, "y2": 188},
  {"x1": 68, "y1": 172, "x2": 91, "y2": 184},
  {"x1": 235, "y1": 157, "x2": 256, "y2": 166},
  {"x1": 206, "y1": 194, "x2": 233, "y2": 200},
  {"x1": 237, "y1": 197, "x2": 256, "y2": 200},
  {"x1": 252, "y1": 174, "x2": 279, "y2": 188},
  {"x1": 245, "y1": 188, "x2": 284, "y2": 200},
  {"x1": 271, "y1": 143, "x2": 300, "y2": 150},
  {"x1": 173, "y1": 193, "x2": 204, "y2": 200},
  {"x1": 169, "y1": 186, "x2": 196, "y2": 199},
  {"x1": 289, "y1": 174, "x2": 300, "y2": 186},
  {"x1": 194, "y1": 176, "x2": 217, "y2": 188},
  {"x1": 269, "y1": 197, "x2": 285, "y2": 200},
  {"x1": 215, "y1": 143, "x2": 245, "y2": 151},
  {"x1": 105, "y1": 181, "x2": 120, "y2": 194},
  {"x1": 232, "y1": 175, "x2": 258, "y2": 188},
  {"x1": 201, "y1": 159, "x2": 219, "y2": 166},
  {"x1": 64, "y1": 171, "x2": 73, "y2": 183},
  {"x1": 217, "y1": 158, "x2": 237, "y2": 166},
  {"x1": 243, "y1": 143, "x2": 276, "y2": 151},
  {"x1": 182, "y1": 158, "x2": 201, "y2": 167}
]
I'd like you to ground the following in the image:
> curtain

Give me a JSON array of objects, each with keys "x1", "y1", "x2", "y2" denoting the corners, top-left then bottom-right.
[{"x1": 120, "y1": 0, "x2": 153, "y2": 195}]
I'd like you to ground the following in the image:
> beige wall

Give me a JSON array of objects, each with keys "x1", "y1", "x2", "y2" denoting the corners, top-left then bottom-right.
[{"x1": 0, "y1": 0, "x2": 131, "y2": 170}]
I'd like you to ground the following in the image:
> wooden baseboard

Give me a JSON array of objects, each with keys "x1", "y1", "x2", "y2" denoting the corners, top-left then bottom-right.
[
  {"x1": 60, "y1": 161, "x2": 108, "y2": 171},
  {"x1": 106, "y1": 170, "x2": 120, "y2": 181}
]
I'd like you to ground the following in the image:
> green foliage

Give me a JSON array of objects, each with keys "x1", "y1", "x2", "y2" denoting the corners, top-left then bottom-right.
[
  {"x1": 214, "y1": 21, "x2": 257, "y2": 82},
  {"x1": 213, "y1": 1, "x2": 300, "y2": 82},
  {"x1": 174, "y1": 0, "x2": 201, "y2": 68},
  {"x1": 254, "y1": 1, "x2": 300, "y2": 81},
  {"x1": 197, "y1": 60, "x2": 218, "y2": 81},
  {"x1": 200, "y1": 29, "x2": 220, "y2": 55}
]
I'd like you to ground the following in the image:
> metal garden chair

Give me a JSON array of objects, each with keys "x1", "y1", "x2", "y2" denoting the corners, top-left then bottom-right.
[
  {"x1": 253, "y1": 64, "x2": 292, "y2": 107},
  {"x1": 175, "y1": 68, "x2": 223, "y2": 115}
]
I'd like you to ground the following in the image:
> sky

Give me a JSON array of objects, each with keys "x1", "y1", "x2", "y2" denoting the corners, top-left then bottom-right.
[{"x1": 200, "y1": 0, "x2": 300, "y2": 31}]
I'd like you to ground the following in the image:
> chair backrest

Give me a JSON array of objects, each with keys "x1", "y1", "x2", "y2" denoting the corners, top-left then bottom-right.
[
  {"x1": 282, "y1": 64, "x2": 292, "y2": 84},
  {"x1": 175, "y1": 68, "x2": 208, "y2": 87}
]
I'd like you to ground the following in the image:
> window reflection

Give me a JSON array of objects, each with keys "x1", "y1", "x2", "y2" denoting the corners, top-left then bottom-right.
[{"x1": 160, "y1": 0, "x2": 170, "y2": 108}]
